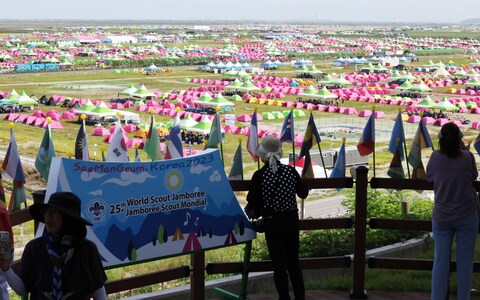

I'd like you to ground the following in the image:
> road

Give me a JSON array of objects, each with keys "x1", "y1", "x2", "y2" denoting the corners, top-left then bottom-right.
[{"x1": 300, "y1": 194, "x2": 347, "y2": 218}]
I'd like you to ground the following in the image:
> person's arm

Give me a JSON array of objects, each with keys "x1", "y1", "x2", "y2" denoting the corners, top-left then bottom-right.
[
  {"x1": 92, "y1": 286, "x2": 107, "y2": 300},
  {"x1": 4, "y1": 268, "x2": 26, "y2": 296}
]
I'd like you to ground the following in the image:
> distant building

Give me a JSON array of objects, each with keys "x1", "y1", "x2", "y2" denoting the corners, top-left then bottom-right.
[
  {"x1": 193, "y1": 25, "x2": 210, "y2": 31},
  {"x1": 100, "y1": 35, "x2": 137, "y2": 45}
]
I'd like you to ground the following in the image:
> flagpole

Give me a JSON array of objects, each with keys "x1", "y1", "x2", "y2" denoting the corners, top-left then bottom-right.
[
  {"x1": 398, "y1": 108, "x2": 411, "y2": 179},
  {"x1": 316, "y1": 142, "x2": 328, "y2": 178},
  {"x1": 372, "y1": 106, "x2": 376, "y2": 178}
]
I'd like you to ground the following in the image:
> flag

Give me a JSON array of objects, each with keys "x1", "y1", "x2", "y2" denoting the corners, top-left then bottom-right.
[
  {"x1": 2, "y1": 128, "x2": 26, "y2": 211},
  {"x1": 165, "y1": 115, "x2": 183, "y2": 159},
  {"x1": 0, "y1": 173, "x2": 6, "y2": 209},
  {"x1": 474, "y1": 132, "x2": 480, "y2": 156},
  {"x1": 101, "y1": 150, "x2": 106, "y2": 162},
  {"x1": 387, "y1": 143, "x2": 405, "y2": 179},
  {"x1": 280, "y1": 110, "x2": 294, "y2": 142},
  {"x1": 330, "y1": 141, "x2": 346, "y2": 180},
  {"x1": 34, "y1": 124, "x2": 56, "y2": 181},
  {"x1": 357, "y1": 114, "x2": 375, "y2": 156},
  {"x1": 388, "y1": 112, "x2": 406, "y2": 161},
  {"x1": 205, "y1": 112, "x2": 222, "y2": 149},
  {"x1": 407, "y1": 119, "x2": 433, "y2": 180},
  {"x1": 75, "y1": 120, "x2": 90, "y2": 161},
  {"x1": 144, "y1": 114, "x2": 162, "y2": 161},
  {"x1": 299, "y1": 113, "x2": 321, "y2": 159},
  {"x1": 246, "y1": 112, "x2": 258, "y2": 162},
  {"x1": 228, "y1": 142, "x2": 243, "y2": 180},
  {"x1": 106, "y1": 119, "x2": 129, "y2": 162},
  {"x1": 134, "y1": 147, "x2": 141, "y2": 162},
  {"x1": 301, "y1": 151, "x2": 315, "y2": 179}
]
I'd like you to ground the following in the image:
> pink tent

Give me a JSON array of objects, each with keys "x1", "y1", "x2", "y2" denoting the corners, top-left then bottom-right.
[
  {"x1": 126, "y1": 139, "x2": 143, "y2": 149},
  {"x1": 423, "y1": 117, "x2": 435, "y2": 124},
  {"x1": 358, "y1": 110, "x2": 372, "y2": 117},
  {"x1": 471, "y1": 121, "x2": 480, "y2": 129},
  {"x1": 45, "y1": 120, "x2": 63, "y2": 129},
  {"x1": 61, "y1": 112, "x2": 76, "y2": 120},
  {"x1": 26, "y1": 116, "x2": 37, "y2": 125},
  {"x1": 343, "y1": 107, "x2": 357, "y2": 115},
  {"x1": 33, "y1": 110, "x2": 45, "y2": 117},
  {"x1": 237, "y1": 114, "x2": 251, "y2": 122},
  {"x1": 34, "y1": 117, "x2": 45, "y2": 126},
  {"x1": 407, "y1": 115, "x2": 421, "y2": 123},
  {"x1": 450, "y1": 120, "x2": 463, "y2": 127},
  {"x1": 433, "y1": 118, "x2": 449, "y2": 126},
  {"x1": 123, "y1": 124, "x2": 138, "y2": 133},
  {"x1": 373, "y1": 111, "x2": 384, "y2": 119},
  {"x1": 92, "y1": 127, "x2": 110, "y2": 136},
  {"x1": 5, "y1": 113, "x2": 18, "y2": 121},
  {"x1": 224, "y1": 125, "x2": 238, "y2": 133},
  {"x1": 16, "y1": 115, "x2": 28, "y2": 123},
  {"x1": 111, "y1": 103, "x2": 124, "y2": 109}
]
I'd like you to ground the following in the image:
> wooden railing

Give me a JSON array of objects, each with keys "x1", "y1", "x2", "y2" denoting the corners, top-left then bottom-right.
[{"x1": 9, "y1": 166, "x2": 479, "y2": 299}]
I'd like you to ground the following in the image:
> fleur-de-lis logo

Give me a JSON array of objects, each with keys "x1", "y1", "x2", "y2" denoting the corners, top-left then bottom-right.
[{"x1": 89, "y1": 201, "x2": 105, "y2": 216}]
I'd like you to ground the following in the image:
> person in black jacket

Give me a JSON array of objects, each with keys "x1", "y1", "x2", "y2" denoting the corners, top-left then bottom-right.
[{"x1": 247, "y1": 135, "x2": 309, "y2": 300}]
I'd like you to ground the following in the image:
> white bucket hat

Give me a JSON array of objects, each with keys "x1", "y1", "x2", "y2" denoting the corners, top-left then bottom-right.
[{"x1": 256, "y1": 135, "x2": 283, "y2": 172}]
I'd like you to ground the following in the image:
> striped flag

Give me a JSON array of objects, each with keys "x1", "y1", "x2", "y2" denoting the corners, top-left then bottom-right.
[
  {"x1": 165, "y1": 114, "x2": 183, "y2": 159},
  {"x1": 228, "y1": 142, "x2": 243, "y2": 180},
  {"x1": 75, "y1": 119, "x2": 90, "y2": 161},
  {"x1": 387, "y1": 142, "x2": 405, "y2": 179},
  {"x1": 205, "y1": 112, "x2": 222, "y2": 149},
  {"x1": 246, "y1": 112, "x2": 258, "y2": 162},
  {"x1": 34, "y1": 123, "x2": 56, "y2": 181},
  {"x1": 357, "y1": 114, "x2": 375, "y2": 156},
  {"x1": 106, "y1": 119, "x2": 129, "y2": 162},
  {"x1": 144, "y1": 114, "x2": 162, "y2": 161},
  {"x1": 301, "y1": 151, "x2": 315, "y2": 179},
  {"x1": 2, "y1": 128, "x2": 26, "y2": 211},
  {"x1": 280, "y1": 110, "x2": 294, "y2": 143},
  {"x1": 388, "y1": 112, "x2": 406, "y2": 161},
  {"x1": 407, "y1": 119, "x2": 433, "y2": 180},
  {"x1": 299, "y1": 113, "x2": 321, "y2": 159}
]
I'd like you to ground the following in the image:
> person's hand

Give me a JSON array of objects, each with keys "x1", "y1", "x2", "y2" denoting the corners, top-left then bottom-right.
[{"x1": 0, "y1": 251, "x2": 11, "y2": 272}]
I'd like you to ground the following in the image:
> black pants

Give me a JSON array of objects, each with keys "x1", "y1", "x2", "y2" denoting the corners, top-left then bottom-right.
[{"x1": 264, "y1": 211, "x2": 305, "y2": 300}]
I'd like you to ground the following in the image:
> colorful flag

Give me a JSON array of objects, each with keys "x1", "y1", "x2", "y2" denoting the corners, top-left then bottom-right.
[
  {"x1": 166, "y1": 115, "x2": 183, "y2": 159},
  {"x1": 330, "y1": 140, "x2": 346, "y2": 179},
  {"x1": 474, "y1": 132, "x2": 480, "y2": 156},
  {"x1": 0, "y1": 173, "x2": 6, "y2": 209},
  {"x1": 280, "y1": 110, "x2": 294, "y2": 143},
  {"x1": 144, "y1": 114, "x2": 162, "y2": 161},
  {"x1": 246, "y1": 112, "x2": 258, "y2": 162},
  {"x1": 75, "y1": 120, "x2": 90, "y2": 161},
  {"x1": 407, "y1": 119, "x2": 433, "y2": 180},
  {"x1": 205, "y1": 112, "x2": 222, "y2": 149},
  {"x1": 388, "y1": 112, "x2": 406, "y2": 161},
  {"x1": 2, "y1": 128, "x2": 26, "y2": 211},
  {"x1": 357, "y1": 114, "x2": 375, "y2": 156},
  {"x1": 228, "y1": 142, "x2": 243, "y2": 180},
  {"x1": 34, "y1": 124, "x2": 56, "y2": 181},
  {"x1": 299, "y1": 113, "x2": 321, "y2": 159},
  {"x1": 387, "y1": 143, "x2": 405, "y2": 179},
  {"x1": 106, "y1": 119, "x2": 129, "y2": 162},
  {"x1": 301, "y1": 151, "x2": 315, "y2": 179}
]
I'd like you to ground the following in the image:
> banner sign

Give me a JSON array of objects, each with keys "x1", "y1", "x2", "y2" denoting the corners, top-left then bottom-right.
[{"x1": 44, "y1": 149, "x2": 256, "y2": 268}]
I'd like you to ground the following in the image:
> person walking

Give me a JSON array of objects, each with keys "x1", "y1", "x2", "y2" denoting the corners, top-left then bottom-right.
[
  {"x1": 427, "y1": 123, "x2": 478, "y2": 300},
  {"x1": 0, "y1": 192, "x2": 108, "y2": 300},
  {"x1": 247, "y1": 135, "x2": 309, "y2": 300}
]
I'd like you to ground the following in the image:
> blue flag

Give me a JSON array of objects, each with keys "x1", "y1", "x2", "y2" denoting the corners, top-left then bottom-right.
[
  {"x1": 388, "y1": 112, "x2": 406, "y2": 161},
  {"x1": 299, "y1": 113, "x2": 321, "y2": 159},
  {"x1": 330, "y1": 141, "x2": 346, "y2": 181},
  {"x1": 280, "y1": 110, "x2": 294, "y2": 142}
]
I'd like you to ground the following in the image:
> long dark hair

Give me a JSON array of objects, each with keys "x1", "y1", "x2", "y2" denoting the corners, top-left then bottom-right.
[{"x1": 438, "y1": 123, "x2": 462, "y2": 158}]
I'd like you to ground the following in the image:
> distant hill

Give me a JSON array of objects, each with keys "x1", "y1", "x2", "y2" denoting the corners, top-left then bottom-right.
[{"x1": 462, "y1": 18, "x2": 480, "y2": 24}]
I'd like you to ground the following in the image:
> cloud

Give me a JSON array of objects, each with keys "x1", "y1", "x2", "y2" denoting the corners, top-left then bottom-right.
[
  {"x1": 209, "y1": 170, "x2": 222, "y2": 182},
  {"x1": 81, "y1": 172, "x2": 106, "y2": 182},
  {"x1": 102, "y1": 171, "x2": 155, "y2": 186},
  {"x1": 190, "y1": 164, "x2": 211, "y2": 174},
  {"x1": 88, "y1": 189, "x2": 103, "y2": 196}
]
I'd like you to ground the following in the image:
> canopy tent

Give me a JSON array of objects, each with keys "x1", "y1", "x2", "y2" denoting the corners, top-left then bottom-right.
[
  {"x1": 118, "y1": 83, "x2": 138, "y2": 96},
  {"x1": 313, "y1": 87, "x2": 338, "y2": 99},
  {"x1": 186, "y1": 115, "x2": 213, "y2": 134},
  {"x1": 414, "y1": 96, "x2": 436, "y2": 108},
  {"x1": 431, "y1": 96, "x2": 459, "y2": 111},
  {"x1": 131, "y1": 84, "x2": 157, "y2": 99},
  {"x1": 235, "y1": 81, "x2": 260, "y2": 92}
]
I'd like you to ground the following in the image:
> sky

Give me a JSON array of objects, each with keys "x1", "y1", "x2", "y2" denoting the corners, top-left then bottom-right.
[{"x1": 3, "y1": 0, "x2": 480, "y2": 24}]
